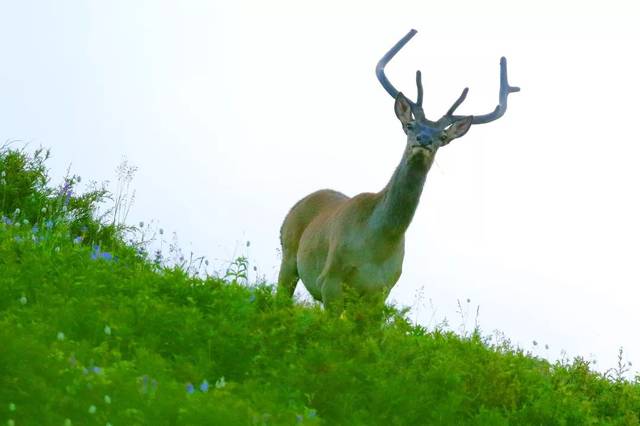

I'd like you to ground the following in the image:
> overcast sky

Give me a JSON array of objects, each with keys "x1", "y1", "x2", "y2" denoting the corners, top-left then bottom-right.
[{"x1": 2, "y1": 0, "x2": 639, "y2": 375}]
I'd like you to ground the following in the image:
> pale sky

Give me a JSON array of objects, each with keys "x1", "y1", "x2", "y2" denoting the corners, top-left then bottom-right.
[{"x1": 2, "y1": 0, "x2": 639, "y2": 375}]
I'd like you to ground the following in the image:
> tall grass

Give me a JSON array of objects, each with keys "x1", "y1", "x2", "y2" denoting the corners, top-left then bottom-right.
[{"x1": 1, "y1": 146, "x2": 639, "y2": 425}]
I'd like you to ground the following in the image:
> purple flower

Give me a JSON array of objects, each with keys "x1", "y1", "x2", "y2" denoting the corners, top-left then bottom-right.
[{"x1": 186, "y1": 383, "x2": 195, "y2": 394}]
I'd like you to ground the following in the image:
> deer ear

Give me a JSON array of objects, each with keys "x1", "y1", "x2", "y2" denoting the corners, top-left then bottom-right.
[
  {"x1": 446, "y1": 116, "x2": 473, "y2": 139},
  {"x1": 394, "y1": 93, "x2": 413, "y2": 125}
]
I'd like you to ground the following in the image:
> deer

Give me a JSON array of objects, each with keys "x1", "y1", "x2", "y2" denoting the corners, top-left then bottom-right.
[{"x1": 277, "y1": 29, "x2": 519, "y2": 312}]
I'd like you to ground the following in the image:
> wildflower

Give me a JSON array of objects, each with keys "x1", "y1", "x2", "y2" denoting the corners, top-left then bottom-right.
[
  {"x1": 92, "y1": 366, "x2": 102, "y2": 374},
  {"x1": 104, "y1": 325, "x2": 111, "y2": 335},
  {"x1": 73, "y1": 236, "x2": 82, "y2": 244},
  {"x1": 32, "y1": 225, "x2": 39, "y2": 233},
  {"x1": 104, "y1": 395, "x2": 111, "y2": 404},
  {"x1": 54, "y1": 246, "x2": 60, "y2": 253},
  {"x1": 45, "y1": 220, "x2": 53, "y2": 229},
  {"x1": 88, "y1": 405, "x2": 96, "y2": 414},
  {"x1": 57, "y1": 331, "x2": 65, "y2": 341},
  {"x1": 186, "y1": 383, "x2": 195, "y2": 394},
  {"x1": 13, "y1": 208, "x2": 20, "y2": 216},
  {"x1": 91, "y1": 246, "x2": 113, "y2": 261},
  {"x1": 8, "y1": 403, "x2": 16, "y2": 411},
  {"x1": 22, "y1": 219, "x2": 29, "y2": 225},
  {"x1": 200, "y1": 379, "x2": 209, "y2": 392},
  {"x1": 41, "y1": 207, "x2": 47, "y2": 213},
  {"x1": 14, "y1": 222, "x2": 20, "y2": 228},
  {"x1": 215, "y1": 377, "x2": 226, "y2": 389},
  {"x1": 19, "y1": 296, "x2": 27, "y2": 305}
]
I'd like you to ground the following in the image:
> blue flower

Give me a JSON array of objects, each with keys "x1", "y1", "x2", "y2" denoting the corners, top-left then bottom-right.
[
  {"x1": 2, "y1": 216, "x2": 13, "y2": 225},
  {"x1": 73, "y1": 236, "x2": 83, "y2": 244},
  {"x1": 31, "y1": 225, "x2": 39, "y2": 233},
  {"x1": 45, "y1": 220, "x2": 53, "y2": 229},
  {"x1": 91, "y1": 245, "x2": 113, "y2": 261},
  {"x1": 199, "y1": 379, "x2": 209, "y2": 392},
  {"x1": 186, "y1": 383, "x2": 195, "y2": 394},
  {"x1": 92, "y1": 366, "x2": 102, "y2": 374}
]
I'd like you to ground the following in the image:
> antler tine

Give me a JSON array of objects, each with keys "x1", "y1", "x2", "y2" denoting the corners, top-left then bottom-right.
[
  {"x1": 376, "y1": 29, "x2": 418, "y2": 102},
  {"x1": 416, "y1": 70, "x2": 423, "y2": 106},
  {"x1": 445, "y1": 87, "x2": 469, "y2": 117},
  {"x1": 453, "y1": 57, "x2": 520, "y2": 125}
]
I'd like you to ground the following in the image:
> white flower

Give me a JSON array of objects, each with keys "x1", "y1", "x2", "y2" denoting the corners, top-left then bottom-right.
[
  {"x1": 57, "y1": 332, "x2": 65, "y2": 341},
  {"x1": 215, "y1": 376, "x2": 226, "y2": 389},
  {"x1": 22, "y1": 219, "x2": 29, "y2": 225},
  {"x1": 104, "y1": 395, "x2": 111, "y2": 404},
  {"x1": 104, "y1": 325, "x2": 112, "y2": 336},
  {"x1": 19, "y1": 296, "x2": 27, "y2": 305},
  {"x1": 41, "y1": 207, "x2": 47, "y2": 213},
  {"x1": 88, "y1": 405, "x2": 96, "y2": 414},
  {"x1": 14, "y1": 208, "x2": 20, "y2": 215}
]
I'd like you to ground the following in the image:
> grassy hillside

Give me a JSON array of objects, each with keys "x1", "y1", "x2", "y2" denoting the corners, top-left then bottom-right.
[{"x1": 1, "y1": 146, "x2": 639, "y2": 425}]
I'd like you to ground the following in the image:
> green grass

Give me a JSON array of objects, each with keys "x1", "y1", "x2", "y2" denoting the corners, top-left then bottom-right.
[{"x1": 1, "y1": 146, "x2": 639, "y2": 425}]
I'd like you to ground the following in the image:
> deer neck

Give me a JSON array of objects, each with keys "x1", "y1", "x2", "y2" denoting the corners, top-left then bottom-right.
[{"x1": 371, "y1": 147, "x2": 434, "y2": 239}]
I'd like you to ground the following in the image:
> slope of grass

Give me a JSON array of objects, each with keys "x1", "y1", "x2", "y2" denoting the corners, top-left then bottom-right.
[{"x1": 1, "y1": 146, "x2": 639, "y2": 425}]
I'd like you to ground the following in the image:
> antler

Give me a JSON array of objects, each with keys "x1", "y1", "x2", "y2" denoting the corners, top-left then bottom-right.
[
  {"x1": 377, "y1": 29, "x2": 520, "y2": 125},
  {"x1": 376, "y1": 29, "x2": 426, "y2": 120},
  {"x1": 449, "y1": 57, "x2": 520, "y2": 124}
]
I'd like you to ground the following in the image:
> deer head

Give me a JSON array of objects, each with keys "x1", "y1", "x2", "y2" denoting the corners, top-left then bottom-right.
[{"x1": 377, "y1": 29, "x2": 520, "y2": 155}]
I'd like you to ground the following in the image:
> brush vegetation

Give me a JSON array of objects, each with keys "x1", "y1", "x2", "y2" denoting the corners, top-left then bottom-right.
[{"x1": 1, "y1": 146, "x2": 639, "y2": 425}]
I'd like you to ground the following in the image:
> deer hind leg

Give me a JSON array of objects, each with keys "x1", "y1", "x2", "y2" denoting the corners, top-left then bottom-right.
[
  {"x1": 277, "y1": 252, "x2": 299, "y2": 298},
  {"x1": 318, "y1": 267, "x2": 344, "y2": 314}
]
